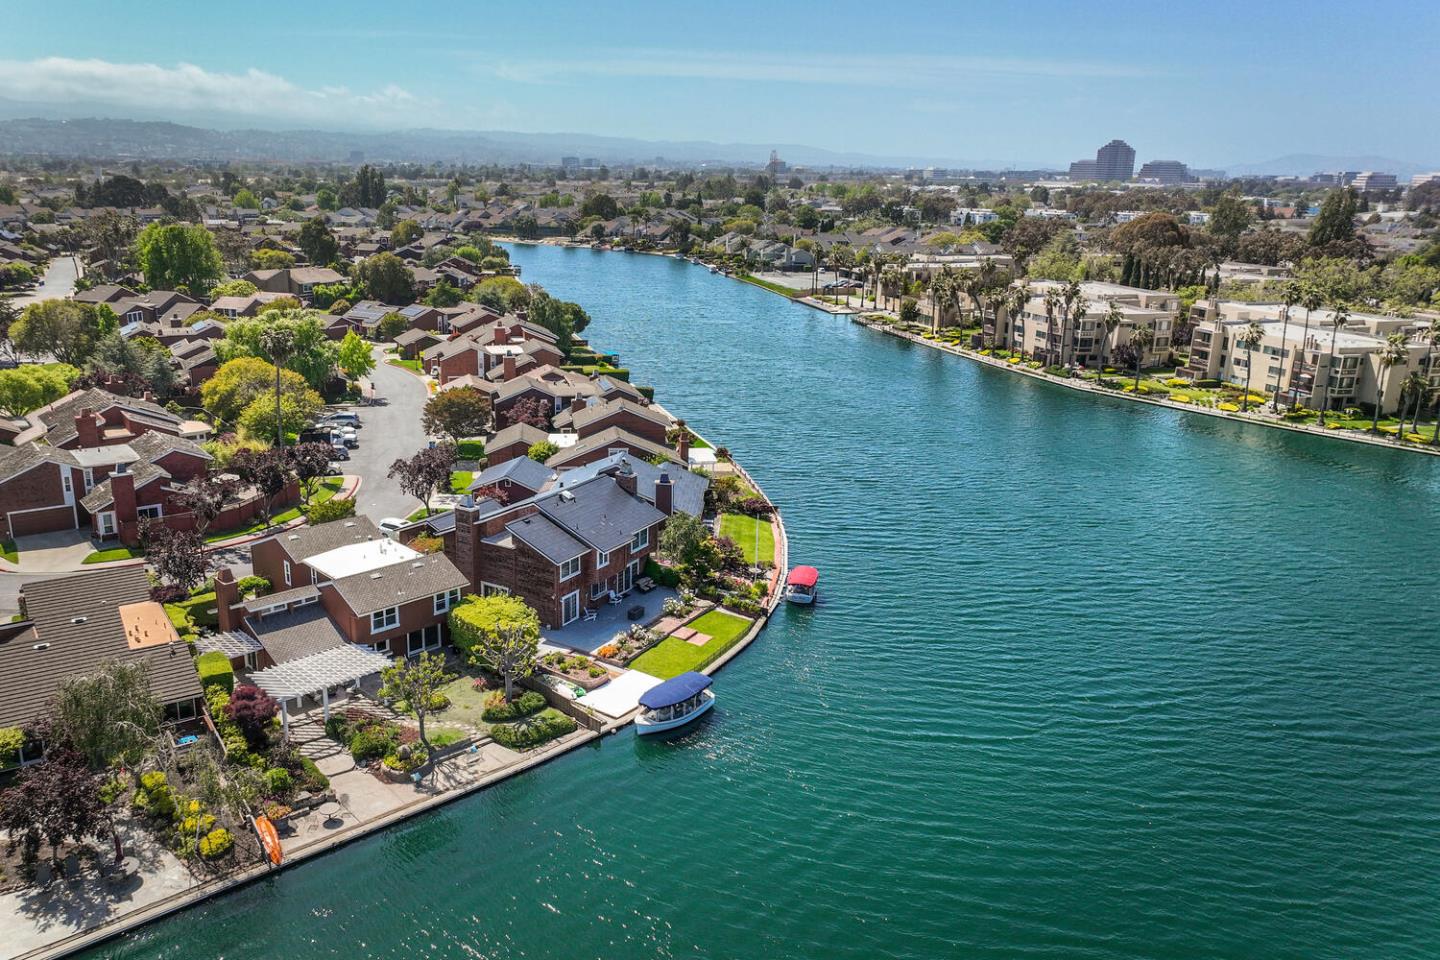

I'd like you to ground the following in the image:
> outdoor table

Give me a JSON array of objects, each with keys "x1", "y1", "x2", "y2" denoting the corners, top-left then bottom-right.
[{"x1": 317, "y1": 801, "x2": 342, "y2": 824}]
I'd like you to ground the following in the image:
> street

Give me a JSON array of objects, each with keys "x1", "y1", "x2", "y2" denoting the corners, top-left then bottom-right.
[
  {"x1": 339, "y1": 348, "x2": 432, "y2": 524},
  {"x1": 8, "y1": 255, "x2": 82, "y2": 309}
]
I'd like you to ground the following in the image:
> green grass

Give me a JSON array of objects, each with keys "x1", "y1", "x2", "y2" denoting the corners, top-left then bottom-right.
[
  {"x1": 450, "y1": 471, "x2": 473, "y2": 494},
  {"x1": 386, "y1": 358, "x2": 423, "y2": 373},
  {"x1": 629, "y1": 609, "x2": 755, "y2": 679},
  {"x1": 171, "y1": 591, "x2": 219, "y2": 628},
  {"x1": 427, "y1": 726, "x2": 470, "y2": 749},
  {"x1": 204, "y1": 476, "x2": 345, "y2": 543},
  {"x1": 0, "y1": 539, "x2": 16, "y2": 564},
  {"x1": 426, "y1": 670, "x2": 504, "y2": 733},
  {"x1": 718, "y1": 513, "x2": 775, "y2": 567},
  {"x1": 82, "y1": 545, "x2": 143, "y2": 564},
  {"x1": 456, "y1": 439, "x2": 485, "y2": 460},
  {"x1": 737, "y1": 273, "x2": 808, "y2": 298}
]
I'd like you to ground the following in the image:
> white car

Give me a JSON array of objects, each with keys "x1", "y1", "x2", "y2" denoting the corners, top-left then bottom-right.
[
  {"x1": 377, "y1": 517, "x2": 407, "y2": 540},
  {"x1": 338, "y1": 426, "x2": 359, "y2": 448}
]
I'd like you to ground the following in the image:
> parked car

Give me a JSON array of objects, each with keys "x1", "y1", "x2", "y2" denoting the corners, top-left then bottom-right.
[
  {"x1": 325, "y1": 412, "x2": 362, "y2": 428},
  {"x1": 329, "y1": 443, "x2": 350, "y2": 461},
  {"x1": 377, "y1": 517, "x2": 407, "y2": 540},
  {"x1": 338, "y1": 426, "x2": 359, "y2": 448}
]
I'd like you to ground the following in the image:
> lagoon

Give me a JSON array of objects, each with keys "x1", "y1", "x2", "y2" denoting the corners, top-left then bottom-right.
[{"x1": 90, "y1": 243, "x2": 1440, "y2": 960}]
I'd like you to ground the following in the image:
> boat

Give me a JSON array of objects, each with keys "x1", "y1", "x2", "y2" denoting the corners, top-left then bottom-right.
[
  {"x1": 635, "y1": 672, "x2": 715, "y2": 735},
  {"x1": 784, "y1": 565, "x2": 820, "y2": 605},
  {"x1": 254, "y1": 815, "x2": 283, "y2": 864},
  {"x1": 709, "y1": 265, "x2": 719, "y2": 273}
]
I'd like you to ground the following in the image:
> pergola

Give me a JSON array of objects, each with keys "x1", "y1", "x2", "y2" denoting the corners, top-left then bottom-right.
[{"x1": 248, "y1": 644, "x2": 394, "y2": 729}]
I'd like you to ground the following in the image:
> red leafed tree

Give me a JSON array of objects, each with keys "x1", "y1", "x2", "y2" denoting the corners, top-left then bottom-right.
[{"x1": 225, "y1": 684, "x2": 279, "y2": 742}]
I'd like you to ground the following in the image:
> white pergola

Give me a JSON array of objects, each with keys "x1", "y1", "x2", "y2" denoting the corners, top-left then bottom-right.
[{"x1": 248, "y1": 644, "x2": 394, "y2": 728}]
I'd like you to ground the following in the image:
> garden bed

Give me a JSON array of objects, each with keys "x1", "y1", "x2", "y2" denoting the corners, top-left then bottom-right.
[{"x1": 537, "y1": 650, "x2": 613, "y2": 690}]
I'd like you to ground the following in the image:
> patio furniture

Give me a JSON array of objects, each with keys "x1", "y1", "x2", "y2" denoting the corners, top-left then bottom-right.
[
  {"x1": 582, "y1": 608, "x2": 598, "y2": 622},
  {"x1": 607, "y1": 591, "x2": 622, "y2": 605},
  {"x1": 635, "y1": 576, "x2": 657, "y2": 593},
  {"x1": 317, "y1": 801, "x2": 342, "y2": 825}
]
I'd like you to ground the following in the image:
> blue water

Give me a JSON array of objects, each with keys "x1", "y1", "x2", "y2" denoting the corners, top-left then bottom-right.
[{"x1": 88, "y1": 245, "x2": 1440, "y2": 960}]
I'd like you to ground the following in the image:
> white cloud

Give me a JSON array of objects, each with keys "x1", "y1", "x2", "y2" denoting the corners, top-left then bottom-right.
[
  {"x1": 483, "y1": 49, "x2": 1154, "y2": 87},
  {"x1": 0, "y1": 57, "x2": 429, "y2": 126}
]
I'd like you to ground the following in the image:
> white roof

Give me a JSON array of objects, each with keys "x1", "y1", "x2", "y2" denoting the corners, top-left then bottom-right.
[{"x1": 306, "y1": 538, "x2": 422, "y2": 580}]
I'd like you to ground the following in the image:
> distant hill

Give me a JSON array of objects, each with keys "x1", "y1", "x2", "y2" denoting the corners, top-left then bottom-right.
[
  {"x1": 1226, "y1": 153, "x2": 1434, "y2": 179},
  {"x1": 0, "y1": 114, "x2": 985, "y2": 171}
]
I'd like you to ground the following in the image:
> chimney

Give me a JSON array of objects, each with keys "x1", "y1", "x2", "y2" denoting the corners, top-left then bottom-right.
[
  {"x1": 615, "y1": 459, "x2": 637, "y2": 496},
  {"x1": 453, "y1": 495, "x2": 479, "y2": 585},
  {"x1": 110, "y1": 467, "x2": 138, "y2": 535},
  {"x1": 571, "y1": 395, "x2": 588, "y2": 414},
  {"x1": 142, "y1": 390, "x2": 154, "y2": 403},
  {"x1": 677, "y1": 428, "x2": 690, "y2": 466},
  {"x1": 214, "y1": 567, "x2": 240, "y2": 634},
  {"x1": 654, "y1": 472, "x2": 673, "y2": 515},
  {"x1": 511, "y1": 323, "x2": 524, "y2": 343},
  {"x1": 74, "y1": 408, "x2": 100, "y2": 448},
  {"x1": 503, "y1": 354, "x2": 517, "y2": 380}
]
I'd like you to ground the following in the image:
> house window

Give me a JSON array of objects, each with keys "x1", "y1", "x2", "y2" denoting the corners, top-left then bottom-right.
[
  {"x1": 283, "y1": 560, "x2": 292, "y2": 587},
  {"x1": 559, "y1": 555, "x2": 582, "y2": 581},
  {"x1": 62, "y1": 472, "x2": 72, "y2": 494},
  {"x1": 164, "y1": 698, "x2": 198, "y2": 723},
  {"x1": 433, "y1": 588, "x2": 461, "y2": 615},
  {"x1": 311, "y1": 568, "x2": 318, "y2": 585},
  {"x1": 369, "y1": 638, "x2": 392, "y2": 654},
  {"x1": 371, "y1": 607, "x2": 399, "y2": 633},
  {"x1": 406, "y1": 624, "x2": 441, "y2": 656},
  {"x1": 98, "y1": 512, "x2": 116, "y2": 536},
  {"x1": 591, "y1": 581, "x2": 607, "y2": 600},
  {"x1": 560, "y1": 590, "x2": 580, "y2": 625},
  {"x1": 596, "y1": 549, "x2": 610, "y2": 568},
  {"x1": 83, "y1": 468, "x2": 94, "y2": 492},
  {"x1": 137, "y1": 504, "x2": 163, "y2": 520},
  {"x1": 630, "y1": 528, "x2": 649, "y2": 552},
  {"x1": 480, "y1": 582, "x2": 510, "y2": 597}
]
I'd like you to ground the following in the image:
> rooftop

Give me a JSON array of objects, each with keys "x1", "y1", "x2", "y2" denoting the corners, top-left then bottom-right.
[{"x1": 307, "y1": 537, "x2": 422, "y2": 580}]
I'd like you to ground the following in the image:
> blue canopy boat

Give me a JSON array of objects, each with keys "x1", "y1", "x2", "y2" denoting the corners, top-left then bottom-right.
[{"x1": 635, "y1": 672, "x2": 715, "y2": 735}]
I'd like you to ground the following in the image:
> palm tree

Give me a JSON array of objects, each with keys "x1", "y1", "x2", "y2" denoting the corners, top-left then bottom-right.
[
  {"x1": 879, "y1": 266, "x2": 905, "y2": 314},
  {"x1": 1274, "y1": 282, "x2": 1301, "y2": 410},
  {"x1": 1042, "y1": 289, "x2": 1062, "y2": 364},
  {"x1": 1132, "y1": 322, "x2": 1156, "y2": 392},
  {"x1": 1316, "y1": 304, "x2": 1348, "y2": 428},
  {"x1": 1238, "y1": 321, "x2": 1264, "y2": 411},
  {"x1": 928, "y1": 267, "x2": 956, "y2": 333},
  {"x1": 1372, "y1": 332, "x2": 1409, "y2": 436},
  {"x1": 1058, "y1": 279, "x2": 1084, "y2": 367},
  {"x1": 1399, "y1": 371, "x2": 1430, "y2": 436},
  {"x1": 1293, "y1": 284, "x2": 1323, "y2": 406},
  {"x1": 259, "y1": 324, "x2": 297, "y2": 447},
  {"x1": 1096, "y1": 303, "x2": 1123, "y2": 384},
  {"x1": 998, "y1": 282, "x2": 1030, "y2": 352}
]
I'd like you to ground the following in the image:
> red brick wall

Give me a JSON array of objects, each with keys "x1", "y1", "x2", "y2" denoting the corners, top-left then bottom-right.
[
  {"x1": 576, "y1": 410, "x2": 668, "y2": 446},
  {"x1": 0, "y1": 462, "x2": 74, "y2": 537}
]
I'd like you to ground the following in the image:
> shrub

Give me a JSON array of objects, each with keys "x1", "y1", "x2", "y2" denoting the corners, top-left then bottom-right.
[
  {"x1": 456, "y1": 439, "x2": 485, "y2": 460},
  {"x1": 349, "y1": 724, "x2": 401, "y2": 761},
  {"x1": 133, "y1": 771, "x2": 176, "y2": 819},
  {"x1": 297, "y1": 756, "x2": 330, "y2": 792},
  {"x1": 382, "y1": 747, "x2": 429, "y2": 774},
  {"x1": 262, "y1": 768, "x2": 294, "y2": 796},
  {"x1": 489, "y1": 710, "x2": 578, "y2": 750},
  {"x1": 236, "y1": 575, "x2": 271, "y2": 598},
  {"x1": 1218, "y1": 402, "x2": 1240, "y2": 412},
  {"x1": 481, "y1": 689, "x2": 546, "y2": 722},
  {"x1": 226, "y1": 684, "x2": 279, "y2": 741},
  {"x1": 306, "y1": 498, "x2": 356, "y2": 524},
  {"x1": 1195, "y1": 378, "x2": 1221, "y2": 388},
  {"x1": 196, "y1": 651, "x2": 234, "y2": 693},
  {"x1": 0, "y1": 726, "x2": 22, "y2": 767},
  {"x1": 198, "y1": 828, "x2": 234, "y2": 859},
  {"x1": 98, "y1": 776, "x2": 127, "y2": 805},
  {"x1": 324, "y1": 714, "x2": 351, "y2": 741},
  {"x1": 644, "y1": 557, "x2": 682, "y2": 589},
  {"x1": 1165, "y1": 377, "x2": 1189, "y2": 387}
]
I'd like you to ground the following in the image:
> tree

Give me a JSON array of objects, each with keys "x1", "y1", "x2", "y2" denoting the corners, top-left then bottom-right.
[
  {"x1": 217, "y1": 310, "x2": 337, "y2": 392},
  {"x1": 134, "y1": 222, "x2": 224, "y2": 293},
  {"x1": 1096, "y1": 302, "x2": 1123, "y2": 381},
  {"x1": 373, "y1": 311, "x2": 407, "y2": 341},
  {"x1": 1238, "y1": 321, "x2": 1264, "y2": 411},
  {"x1": 1207, "y1": 192, "x2": 1253, "y2": 248},
  {"x1": 448, "y1": 595, "x2": 540, "y2": 701},
  {"x1": 201, "y1": 357, "x2": 314, "y2": 426},
  {"x1": 423, "y1": 387, "x2": 490, "y2": 443},
  {"x1": 391, "y1": 219, "x2": 423, "y2": 248},
  {"x1": 1308, "y1": 188, "x2": 1359, "y2": 248},
  {"x1": 658, "y1": 511, "x2": 707, "y2": 567},
  {"x1": 250, "y1": 248, "x2": 296, "y2": 271},
  {"x1": 297, "y1": 216, "x2": 339, "y2": 266},
  {"x1": 1317, "y1": 304, "x2": 1349, "y2": 426},
  {"x1": 0, "y1": 364, "x2": 77, "y2": 418},
  {"x1": 86, "y1": 332, "x2": 177, "y2": 397},
  {"x1": 258, "y1": 324, "x2": 297, "y2": 446},
  {"x1": 388, "y1": 444, "x2": 456, "y2": 516},
  {"x1": 506, "y1": 395, "x2": 552, "y2": 430},
  {"x1": 424, "y1": 278, "x2": 463, "y2": 308},
  {"x1": 51, "y1": 661, "x2": 162, "y2": 771},
  {"x1": 580, "y1": 193, "x2": 619, "y2": 219},
  {"x1": 173, "y1": 473, "x2": 237, "y2": 538},
  {"x1": 337, "y1": 330, "x2": 375, "y2": 383},
  {"x1": 12, "y1": 300, "x2": 117, "y2": 366},
  {"x1": 378, "y1": 652, "x2": 453, "y2": 757},
  {"x1": 1000, "y1": 217, "x2": 1062, "y2": 270},
  {"x1": 356, "y1": 253, "x2": 414, "y2": 303},
  {"x1": 82, "y1": 210, "x2": 138, "y2": 277},
  {"x1": 1372, "y1": 332, "x2": 1409, "y2": 435},
  {"x1": 1399, "y1": 370, "x2": 1431, "y2": 436},
  {"x1": 237, "y1": 388, "x2": 323, "y2": 443},
  {"x1": 211, "y1": 278, "x2": 258, "y2": 298},
  {"x1": 142, "y1": 520, "x2": 208, "y2": 596},
  {"x1": 526, "y1": 287, "x2": 589, "y2": 352},
  {"x1": 224, "y1": 685, "x2": 279, "y2": 742},
  {"x1": 231, "y1": 447, "x2": 295, "y2": 527},
  {"x1": 0, "y1": 749, "x2": 106, "y2": 866},
  {"x1": 287, "y1": 442, "x2": 334, "y2": 504},
  {"x1": 527, "y1": 439, "x2": 559, "y2": 463},
  {"x1": 1131, "y1": 322, "x2": 1156, "y2": 392}
]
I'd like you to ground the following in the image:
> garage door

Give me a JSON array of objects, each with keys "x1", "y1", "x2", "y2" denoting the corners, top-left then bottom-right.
[{"x1": 8, "y1": 505, "x2": 77, "y2": 537}]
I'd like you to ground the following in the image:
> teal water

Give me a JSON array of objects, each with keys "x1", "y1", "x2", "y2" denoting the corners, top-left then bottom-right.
[{"x1": 91, "y1": 246, "x2": 1440, "y2": 959}]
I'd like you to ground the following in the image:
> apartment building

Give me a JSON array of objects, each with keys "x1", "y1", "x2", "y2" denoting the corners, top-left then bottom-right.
[{"x1": 995, "y1": 281, "x2": 1177, "y2": 368}]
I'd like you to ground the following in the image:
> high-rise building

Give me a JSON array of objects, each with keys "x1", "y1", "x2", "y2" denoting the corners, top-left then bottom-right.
[
  {"x1": 766, "y1": 150, "x2": 788, "y2": 175},
  {"x1": 1350, "y1": 171, "x2": 1397, "y2": 192},
  {"x1": 1412, "y1": 172, "x2": 1440, "y2": 187},
  {"x1": 1096, "y1": 140, "x2": 1136, "y2": 181},
  {"x1": 561, "y1": 156, "x2": 580, "y2": 173},
  {"x1": 1136, "y1": 160, "x2": 1189, "y2": 185},
  {"x1": 1068, "y1": 159, "x2": 1099, "y2": 179}
]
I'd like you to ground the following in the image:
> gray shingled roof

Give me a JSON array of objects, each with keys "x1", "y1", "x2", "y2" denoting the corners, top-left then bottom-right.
[
  {"x1": 129, "y1": 429, "x2": 212, "y2": 464},
  {"x1": 80, "y1": 461, "x2": 170, "y2": 512},
  {"x1": 0, "y1": 442, "x2": 76, "y2": 483},
  {"x1": 506, "y1": 513, "x2": 587, "y2": 564},
  {"x1": 471, "y1": 456, "x2": 552, "y2": 492},
  {"x1": 328, "y1": 553, "x2": 469, "y2": 615},
  {"x1": 266, "y1": 517, "x2": 382, "y2": 563},
  {"x1": 487, "y1": 422, "x2": 549, "y2": 452},
  {"x1": 245, "y1": 604, "x2": 345, "y2": 665},
  {"x1": 550, "y1": 453, "x2": 707, "y2": 518},
  {"x1": 243, "y1": 584, "x2": 320, "y2": 614},
  {"x1": 535, "y1": 475, "x2": 666, "y2": 553},
  {"x1": 0, "y1": 567, "x2": 203, "y2": 728},
  {"x1": 545, "y1": 427, "x2": 680, "y2": 469}
]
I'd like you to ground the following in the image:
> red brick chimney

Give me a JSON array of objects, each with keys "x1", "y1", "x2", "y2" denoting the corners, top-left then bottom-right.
[
  {"x1": 213, "y1": 566, "x2": 240, "y2": 633},
  {"x1": 572, "y1": 395, "x2": 588, "y2": 414},
  {"x1": 502, "y1": 354, "x2": 517, "y2": 380},
  {"x1": 677, "y1": 430, "x2": 690, "y2": 465},
  {"x1": 74, "y1": 409, "x2": 101, "y2": 448},
  {"x1": 654, "y1": 472, "x2": 673, "y2": 515},
  {"x1": 110, "y1": 467, "x2": 137, "y2": 538},
  {"x1": 615, "y1": 460, "x2": 637, "y2": 496},
  {"x1": 142, "y1": 390, "x2": 154, "y2": 403}
]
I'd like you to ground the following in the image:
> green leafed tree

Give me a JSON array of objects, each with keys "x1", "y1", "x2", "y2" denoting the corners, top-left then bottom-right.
[
  {"x1": 448, "y1": 595, "x2": 541, "y2": 701},
  {"x1": 337, "y1": 330, "x2": 376, "y2": 383},
  {"x1": 134, "y1": 222, "x2": 224, "y2": 293}
]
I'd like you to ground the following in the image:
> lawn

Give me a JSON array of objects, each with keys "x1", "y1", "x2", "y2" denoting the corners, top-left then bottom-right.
[
  {"x1": 718, "y1": 513, "x2": 775, "y2": 567},
  {"x1": 629, "y1": 609, "x2": 755, "y2": 679},
  {"x1": 427, "y1": 669, "x2": 500, "y2": 733},
  {"x1": 386, "y1": 358, "x2": 423, "y2": 373},
  {"x1": 407, "y1": 505, "x2": 453, "y2": 522},
  {"x1": 82, "y1": 545, "x2": 143, "y2": 564},
  {"x1": 0, "y1": 539, "x2": 17, "y2": 564},
  {"x1": 450, "y1": 471, "x2": 473, "y2": 494},
  {"x1": 204, "y1": 476, "x2": 346, "y2": 543}
]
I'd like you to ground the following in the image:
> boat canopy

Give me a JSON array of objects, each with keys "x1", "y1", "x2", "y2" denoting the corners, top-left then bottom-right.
[
  {"x1": 639, "y1": 671, "x2": 713, "y2": 710},
  {"x1": 787, "y1": 566, "x2": 819, "y2": 589}
]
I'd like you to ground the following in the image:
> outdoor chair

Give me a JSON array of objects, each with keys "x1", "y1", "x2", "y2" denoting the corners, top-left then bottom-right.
[
  {"x1": 582, "y1": 608, "x2": 598, "y2": 622},
  {"x1": 607, "y1": 591, "x2": 623, "y2": 605}
]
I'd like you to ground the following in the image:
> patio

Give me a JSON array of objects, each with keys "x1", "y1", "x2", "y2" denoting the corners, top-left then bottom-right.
[{"x1": 543, "y1": 586, "x2": 678, "y2": 654}]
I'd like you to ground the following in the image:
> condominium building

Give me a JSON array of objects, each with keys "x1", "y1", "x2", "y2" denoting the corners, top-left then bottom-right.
[
  {"x1": 1182, "y1": 300, "x2": 1438, "y2": 412},
  {"x1": 992, "y1": 281, "x2": 1176, "y2": 368}
]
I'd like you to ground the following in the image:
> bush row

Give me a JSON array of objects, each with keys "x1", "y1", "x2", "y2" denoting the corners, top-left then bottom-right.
[
  {"x1": 489, "y1": 709, "x2": 578, "y2": 750},
  {"x1": 481, "y1": 689, "x2": 546, "y2": 722}
]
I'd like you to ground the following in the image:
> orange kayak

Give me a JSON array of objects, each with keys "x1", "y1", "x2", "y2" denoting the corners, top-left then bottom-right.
[{"x1": 254, "y1": 815, "x2": 282, "y2": 865}]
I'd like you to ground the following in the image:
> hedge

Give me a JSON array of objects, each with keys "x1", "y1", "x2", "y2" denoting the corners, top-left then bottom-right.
[
  {"x1": 298, "y1": 756, "x2": 330, "y2": 792},
  {"x1": 196, "y1": 651, "x2": 234, "y2": 693},
  {"x1": 0, "y1": 726, "x2": 23, "y2": 767},
  {"x1": 456, "y1": 439, "x2": 485, "y2": 460},
  {"x1": 481, "y1": 689, "x2": 546, "y2": 722},
  {"x1": 489, "y1": 709, "x2": 577, "y2": 750},
  {"x1": 306, "y1": 498, "x2": 356, "y2": 523},
  {"x1": 644, "y1": 557, "x2": 682, "y2": 589}
]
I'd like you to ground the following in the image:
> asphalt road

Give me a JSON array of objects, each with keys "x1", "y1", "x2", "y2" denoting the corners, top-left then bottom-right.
[
  {"x1": 340, "y1": 349, "x2": 431, "y2": 524},
  {"x1": 9, "y1": 255, "x2": 82, "y2": 309}
]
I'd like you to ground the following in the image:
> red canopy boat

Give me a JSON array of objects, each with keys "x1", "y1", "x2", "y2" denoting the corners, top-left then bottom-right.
[{"x1": 784, "y1": 566, "x2": 819, "y2": 605}]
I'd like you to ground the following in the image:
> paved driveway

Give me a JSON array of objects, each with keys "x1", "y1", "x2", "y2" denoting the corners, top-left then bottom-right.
[
  {"x1": 339, "y1": 349, "x2": 431, "y2": 523},
  {"x1": 9, "y1": 255, "x2": 82, "y2": 309},
  {"x1": 11, "y1": 529, "x2": 94, "y2": 572}
]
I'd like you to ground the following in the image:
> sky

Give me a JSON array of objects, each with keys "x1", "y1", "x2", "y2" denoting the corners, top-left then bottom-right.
[{"x1": 1, "y1": 0, "x2": 1437, "y2": 169}]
